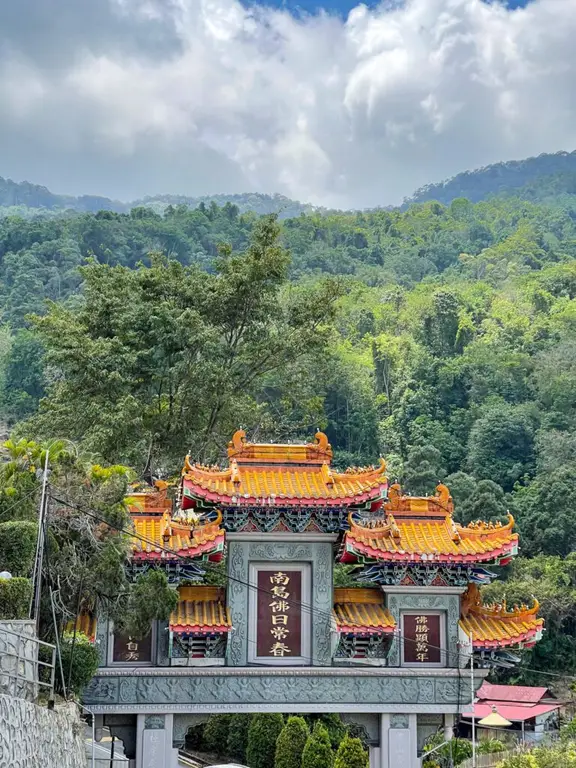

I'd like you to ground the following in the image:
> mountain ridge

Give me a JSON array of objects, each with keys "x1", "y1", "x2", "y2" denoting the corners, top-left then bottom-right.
[
  {"x1": 4, "y1": 149, "x2": 576, "y2": 217},
  {"x1": 0, "y1": 177, "x2": 318, "y2": 219}
]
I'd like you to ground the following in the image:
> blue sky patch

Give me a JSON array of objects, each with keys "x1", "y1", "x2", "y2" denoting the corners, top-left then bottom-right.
[{"x1": 250, "y1": 0, "x2": 530, "y2": 17}]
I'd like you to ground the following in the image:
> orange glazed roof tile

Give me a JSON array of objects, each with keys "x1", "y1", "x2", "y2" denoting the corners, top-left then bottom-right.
[
  {"x1": 181, "y1": 430, "x2": 388, "y2": 507},
  {"x1": 170, "y1": 586, "x2": 232, "y2": 634},
  {"x1": 333, "y1": 588, "x2": 396, "y2": 634},
  {"x1": 65, "y1": 613, "x2": 97, "y2": 642},
  {"x1": 460, "y1": 585, "x2": 544, "y2": 649},
  {"x1": 125, "y1": 481, "x2": 172, "y2": 514},
  {"x1": 131, "y1": 510, "x2": 225, "y2": 562},
  {"x1": 341, "y1": 483, "x2": 518, "y2": 565}
]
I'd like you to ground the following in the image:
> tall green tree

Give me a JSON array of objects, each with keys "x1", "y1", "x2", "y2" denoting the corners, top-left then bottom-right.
[
  {"x1": 246, "y1": 713, "x2": 284, "y2": 768},
  {"x1": 227, "y1": 713, "x2": 252, "y2": 764},
  {"x1": 467, "y1": 404, "x2": 536, "y2": 490},
  {"x1": 30, "y1": 216, "x2": 341, "y2": 472},
  {"x1": 0, "y1": 437, "x2": 175, "y2": 635},
  {"x1": 275, "y1": 716, "x2": 310, "y2": 768},
  {"x1": 334, "y1": 735, "x2": 368, "y2": 768},
  {"x1": 302, "y1": 722, "x2": 334, "y2": 768},
  {"x1": 203, "y1": 715, "x2": 232, "y2": 756},
  {"x1": 403, "y1": 444, "x2": 446, "y2": 496}
]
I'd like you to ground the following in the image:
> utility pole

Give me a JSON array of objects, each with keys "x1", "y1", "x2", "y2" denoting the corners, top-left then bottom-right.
[
  {"x1": 470, "y1": 630, "x2": 476, "y2": 768},
  {"x1": 31, "y1": 449, "x2": 50, "y2": 632}
]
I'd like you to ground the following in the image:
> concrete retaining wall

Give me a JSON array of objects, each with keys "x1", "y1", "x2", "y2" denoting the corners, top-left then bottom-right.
[{"x1": 0, "y1": 694, "x2": 86, "y2": 768}]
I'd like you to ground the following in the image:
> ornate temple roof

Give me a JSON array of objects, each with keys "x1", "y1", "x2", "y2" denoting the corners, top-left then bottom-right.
[
  {"x1": 341, "y1": 483, "x2": 518, "y2": 565},
  {"x1": 459, "y1": 585, "x2": 544, "y2": 649},
  {"x1": 333, "y1": 588, "x2": 396, "y2": 634},
  {"x1": 66, "y1": 612, "x2": 97, "y2": 642},
  {"x1": 125, "y1": 481, "x2": 172, "y2": 514},
  {"x1": 181, "y1": 430, "x2": 388, "y2": 508},
  {"x1": 170, "y1": 587, "x2": 232, "y2": 634},
  {"x1": 130, "y1": 509, "x2": 225, "y2": 562}
]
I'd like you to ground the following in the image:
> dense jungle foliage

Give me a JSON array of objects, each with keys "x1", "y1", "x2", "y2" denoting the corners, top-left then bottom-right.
[{"x1": 3, "y1": 159, "x2": 576, "y2": 685}]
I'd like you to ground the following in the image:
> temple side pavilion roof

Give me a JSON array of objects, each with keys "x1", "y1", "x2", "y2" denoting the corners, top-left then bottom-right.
[
  {"x1": 181, "y1": 430, "x2": 388, "y2": 507},
  {"x1": 459, "y1": 585, "x2": 544, "y2": 650},
  {"x1": 341, "y1": 483, "x2": 518, "y2": 566},
  {"x1": 126, "y1": 486, "x2": 225, "y2": 562},
  {"x1": 333, "y1": 588, "x2": 396, "y2": 634},
  {"x1": 170, "y1": 587, "x2": 232, "y2": 635}
]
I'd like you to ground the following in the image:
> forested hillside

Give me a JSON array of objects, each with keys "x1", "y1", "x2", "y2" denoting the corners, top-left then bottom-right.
[
  {"x1": 2, "y1": 186, "x2": 576, "y2": 681},
  {"x1": 406, "y1": 150, "x2": 576, "y2": 206},
  {"x1": 0, "y1": 175, "x2": 314, "y2": 218}
]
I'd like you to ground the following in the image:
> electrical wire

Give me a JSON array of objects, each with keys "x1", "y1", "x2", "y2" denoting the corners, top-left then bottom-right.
[
  {"x1": 0, "y1": 487, "x2": 39, "y2": 523},
  {"x1": 47, "y1": 487, "x2": 574, "y2": 684}
]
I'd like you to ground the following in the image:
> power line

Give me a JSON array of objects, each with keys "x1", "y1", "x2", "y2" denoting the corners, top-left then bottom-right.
[
  {"x1": 47, "y1": 488, "x2": 574, "y2": 684},
  {"x1": 0, "y1": 486, "x2": 40, "y2": 523}
]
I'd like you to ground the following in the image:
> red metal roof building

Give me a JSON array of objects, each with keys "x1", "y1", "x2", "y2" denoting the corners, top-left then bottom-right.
[{"x1": 462, "y1": 683, "x2": 561, "y2": 742}]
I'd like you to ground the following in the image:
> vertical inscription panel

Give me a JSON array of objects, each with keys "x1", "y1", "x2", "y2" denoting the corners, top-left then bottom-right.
[
  {"x1": 256, "y1": 570, "x2": 302, "y2": 658},
  {"x1": 143, "y1": 728, "x2": 166, "y2": 768},
  {"x1": 401, "y1": 612, "x2": 445, "y2": 667},
  {"x1": 249, "y1": 562, "x2": 311, "y2": 665}
]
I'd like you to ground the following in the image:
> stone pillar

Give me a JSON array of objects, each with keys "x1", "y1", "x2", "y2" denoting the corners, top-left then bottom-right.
[
  {"x1": 136, "y1": 713, "x2": 177, "y2": 768},
  {"x1": 444, "y1": 713, "x2": 455, "y2": 741},
  {"x1": 369, "y1": 746, "x2": 381, "y2": 768},
  {"x1": 378, "y1": 713, "x2": 419, "y2": 768}
]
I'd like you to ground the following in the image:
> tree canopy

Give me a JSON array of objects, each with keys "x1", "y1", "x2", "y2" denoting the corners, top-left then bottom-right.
[{"x1": 3, "y1": 174, "x2": 576, "y2": 680}]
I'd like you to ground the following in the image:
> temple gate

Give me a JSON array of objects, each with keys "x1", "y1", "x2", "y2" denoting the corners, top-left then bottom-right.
[{"x1": 82, "y1": 430, "x2": 543, "y2": 768}]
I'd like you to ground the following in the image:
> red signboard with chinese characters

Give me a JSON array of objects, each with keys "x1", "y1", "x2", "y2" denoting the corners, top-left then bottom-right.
[
  {"x1": 403, "y1": 613, "x2": 442, "y2": 664},
  {"x1": 112, "y1": 631, "x2": 153, "y2": 663},
  {"x1": 256, "y1": 570, "x2": 302, "y2": 658}
]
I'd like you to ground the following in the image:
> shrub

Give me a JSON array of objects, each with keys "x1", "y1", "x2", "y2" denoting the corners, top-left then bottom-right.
[
  {"x1": 561, "y1": 717, "x2": 576, "y2": 741},
  {"x1": 422, "y1": 734, "x2": 472, "y2": 767},
  {"x1": 203, "y1": 714, "x2": 232, "y2": 755},
  {"x1": 495, "y1": 754, "x2": 539, "y2": 768},
  {"x1": 317, "y1": 714, "x2": 346, "y2": 750},
  {"x1": 246, "y1": 713, "x2": 284, "y2": 768},
  {"x1": 478, "y1": 738, "x2": 506, "y2": 754},
  {"x1": 58, "y1": 632, "x2": 100, "y2": 697},
  {"x1": 184, "y1": 723, "x2": 204, "y2": 750},
  {"x1": 532, "y1": 744, "x2": 576, "y2": 768},
  {"x1": 0, "y1": 576, "x2": 32, "y2": 619},
  {"x1": 227, "y1": 713, "x2": 252, "y2": 764},
  {"x1": 334, "y1": 734, "x2": 368, "y2": 768},
  {"x1": 0, "y1": 521, "x2": 37, "y2": 577},
  {"x1": 275, "y1": 716, "x2": 310, "y2": 768},
  {"x1": 302, "y1": 722, "x2": 334, "y2": 768}
]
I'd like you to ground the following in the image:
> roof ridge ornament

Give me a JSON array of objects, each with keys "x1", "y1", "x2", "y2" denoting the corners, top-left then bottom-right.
[
  {"x1": 315, "y1": 431, "x2": 330, "y2": 453},
  {"x1": 230, "y1": 428, "x2": 247, "y2": 454}
]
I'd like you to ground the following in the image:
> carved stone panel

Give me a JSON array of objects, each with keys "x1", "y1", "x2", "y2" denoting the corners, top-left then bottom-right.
[
  {"x1": 386, "y1": 593, "x2": 460, "y2": 667},
  {"x1": 95, "y1": 612, "x2": 109, "y2": 667},
  {"x1": 144, "y1": 714, "x2": 165, "y2": 729},
  {"x1": 84, "y1": 669, "x2": 468, "y2": 712},
  {"x1": 227, "y1": 540, "x2": 333, "y2": 667}
]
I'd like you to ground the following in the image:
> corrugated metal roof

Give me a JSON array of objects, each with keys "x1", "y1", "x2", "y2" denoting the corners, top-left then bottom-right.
[
  {"x1": 477, "y1": 683, "x2": 553, "y2": 704},
  {"x1": 471, "y1": 702, "x2": 560, "y2": 723}
]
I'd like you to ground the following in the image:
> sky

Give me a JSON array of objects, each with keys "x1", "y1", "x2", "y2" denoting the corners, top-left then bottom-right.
[
  {"x1": 255, "y1": 0, "x2": 528, "y2": 16},
  {"x1": 0, "y1": 0, "x2": 574, "y2": 209}
]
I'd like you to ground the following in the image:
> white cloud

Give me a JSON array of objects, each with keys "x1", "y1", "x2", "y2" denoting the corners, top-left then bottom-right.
[{"x1": 1, "y1": 0, "x2": 576, "y2": 207}]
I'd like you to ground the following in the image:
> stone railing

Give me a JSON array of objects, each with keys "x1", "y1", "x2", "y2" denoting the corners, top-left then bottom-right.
[{"x1": 0, "y1": 620, "x2": 56, "y2": 701}]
